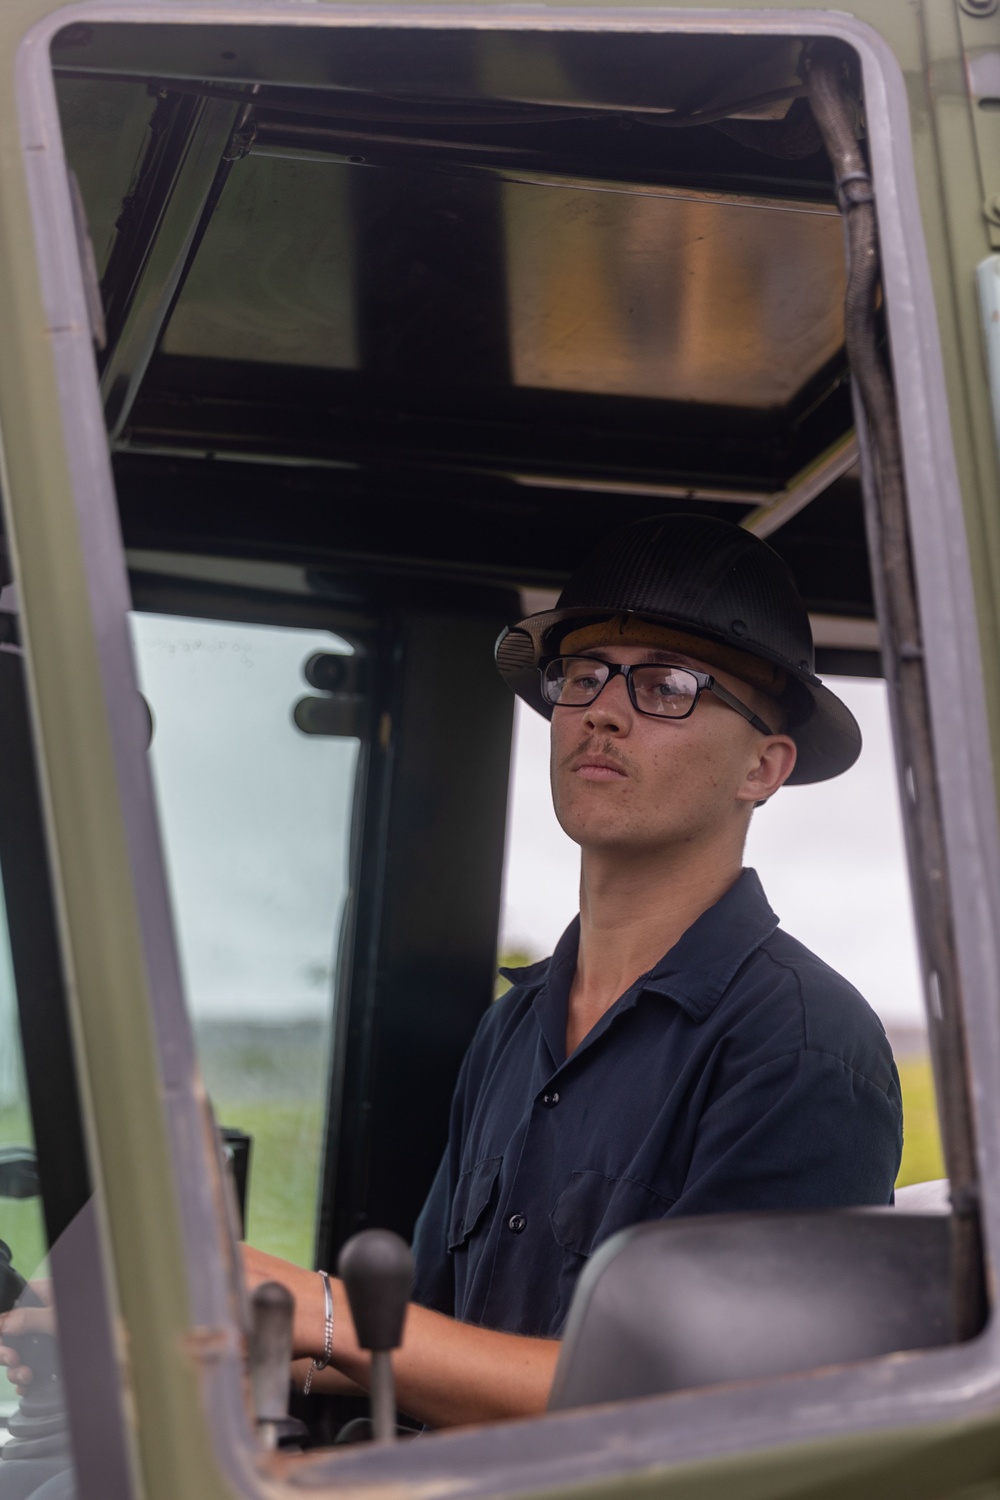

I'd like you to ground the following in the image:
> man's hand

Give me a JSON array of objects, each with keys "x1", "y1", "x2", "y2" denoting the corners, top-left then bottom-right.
[
  {"x1": 242, "y1": 1243, "x2": 560, "y2": 1427},
  {"x1": 0, "y1": 1283, "x2": 56, "y2": 1398}
]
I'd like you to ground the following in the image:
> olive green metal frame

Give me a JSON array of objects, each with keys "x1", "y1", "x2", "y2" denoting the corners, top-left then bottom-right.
[{"x1": 5, "y1": 3, "x2": 1000, "y2": 1499}]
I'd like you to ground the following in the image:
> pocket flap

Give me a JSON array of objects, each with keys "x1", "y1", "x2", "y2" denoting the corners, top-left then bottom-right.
[
  {"x1": 448, "y1": 1155, "x2": 502, "y2": 1251},
  {"x1": 550, "y1": 1170, "x2": 673, "y2": 1258}
]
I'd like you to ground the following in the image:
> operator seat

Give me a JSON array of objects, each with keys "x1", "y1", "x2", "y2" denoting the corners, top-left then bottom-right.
[{"x1": 549, "y1": 1209, "x2": 954, "y2": 1411}]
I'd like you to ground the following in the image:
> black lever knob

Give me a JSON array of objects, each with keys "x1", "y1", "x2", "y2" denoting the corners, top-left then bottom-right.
[
  {"x1": 338, "y1": 1230, "x2": 413, "y2": 1352},
  {"x1": 338, "y1": 1230, "x2": 413, "y2": 1441},
  {"x1": 249, "y1": 1281, "x2": 294, "y2": 1449}
]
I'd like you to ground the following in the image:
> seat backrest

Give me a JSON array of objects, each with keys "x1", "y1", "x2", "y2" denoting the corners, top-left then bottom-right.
[{"x1": 549, "y1": 1209, "x2": 953, "y2": 1411}]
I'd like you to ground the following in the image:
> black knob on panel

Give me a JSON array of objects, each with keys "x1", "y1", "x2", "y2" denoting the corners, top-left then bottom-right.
[{"x1": 338, "y1": 1230, "x2": 413, "y2": 1353}]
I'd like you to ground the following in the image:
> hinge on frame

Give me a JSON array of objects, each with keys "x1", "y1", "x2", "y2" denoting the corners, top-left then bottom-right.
[{"x1": 956, "y1": 0, "x2": 1000, "y2": 248}]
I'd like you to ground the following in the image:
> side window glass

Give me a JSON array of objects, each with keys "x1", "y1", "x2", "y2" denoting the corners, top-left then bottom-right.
[
  {"x1": 744, "y1": 678, "x2": 943, "y2": 1190},
  {"x1": 129, "y1": 613, "x2": 363, "y2": 1266}
]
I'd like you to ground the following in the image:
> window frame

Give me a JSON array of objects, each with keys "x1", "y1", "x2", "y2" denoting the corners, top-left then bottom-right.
[
  {"x1": 8, "y1": 2, "x2": 1000, "y2": 1495},
  {"x1": 0, "y1": 641, "x2": 136, "y2": 1498}
]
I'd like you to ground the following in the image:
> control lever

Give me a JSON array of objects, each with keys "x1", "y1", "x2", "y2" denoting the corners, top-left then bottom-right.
[
  {"x1": 0, "y1": 1239, "x2": 67, "y2": 1460},
  {"x1": 249, "y1": 1281, "x2": 295, "y2": 1450},
  {"x1": 337, "y1": 1230, "x2": 413, "y2": 1443}
]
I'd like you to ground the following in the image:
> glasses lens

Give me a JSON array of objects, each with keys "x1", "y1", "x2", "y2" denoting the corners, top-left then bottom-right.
[
  {"x1": 542, "y1": 658, "x2": 611, "y2": 706},
  {"x1": 631, "y1": 665, "x2": 699, "y2": 717}
]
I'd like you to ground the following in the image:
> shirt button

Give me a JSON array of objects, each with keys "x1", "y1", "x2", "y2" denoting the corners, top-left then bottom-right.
[
  {"x1": 508, "y1": 1213, "x2": 527, "y2": 1233},
  {"x1": 542, "y1": 1092, "x2": 560, "y2": 1108}
]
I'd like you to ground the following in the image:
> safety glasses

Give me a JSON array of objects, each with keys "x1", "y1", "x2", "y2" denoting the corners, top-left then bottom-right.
[{"x1": 539, "y1": 657, "x2": 775, "y2": 736}]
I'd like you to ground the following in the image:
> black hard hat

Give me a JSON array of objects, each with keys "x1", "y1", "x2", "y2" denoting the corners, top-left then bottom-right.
[{"x1": 495, "y1": 514, "x2": 862, "y2": 785}]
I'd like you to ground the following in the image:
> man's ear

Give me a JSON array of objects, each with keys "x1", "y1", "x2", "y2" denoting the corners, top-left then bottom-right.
[{"x1": 738, "y1": 735, "x2": 798, "y2": 806}]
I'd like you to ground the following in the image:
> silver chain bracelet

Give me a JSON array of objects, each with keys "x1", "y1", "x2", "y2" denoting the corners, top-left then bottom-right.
[{"x1": 302, "y1": 1269, "x2": 333, "y2": 1395}]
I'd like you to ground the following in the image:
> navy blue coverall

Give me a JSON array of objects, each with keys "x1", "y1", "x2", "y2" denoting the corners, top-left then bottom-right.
[{"x1": 412, "y1": 869, "x2": 903, "y2": 1339}]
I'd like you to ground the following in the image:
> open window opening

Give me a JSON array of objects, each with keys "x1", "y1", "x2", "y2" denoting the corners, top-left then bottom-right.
[
  {"x1": 9, "y1": 8, "x2": 995, "y2": 1495},
  {"x1": 501, "y1": 676, "x2": 942, "y2": 1186}
]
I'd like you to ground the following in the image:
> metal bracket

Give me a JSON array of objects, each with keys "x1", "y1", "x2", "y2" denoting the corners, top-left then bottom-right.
[
  {"x1": 99, "y1": 94, "x2": 242, "y2": 441},
  {"x1": 741, "y1": 430, "x2": 859, "y2": 538},
  {"x1": 976, "y1": 254, "x2": 1000, "y2": 458},
  {"x1": 955, "y1": 2, "x2": 1000, "y2": 247}
]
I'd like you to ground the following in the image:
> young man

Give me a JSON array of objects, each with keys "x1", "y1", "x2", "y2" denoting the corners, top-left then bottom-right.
[{"x1": 2, "y1": 516, "x2": 903, "y2": 1430}]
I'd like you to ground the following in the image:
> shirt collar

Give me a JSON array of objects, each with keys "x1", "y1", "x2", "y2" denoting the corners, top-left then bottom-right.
[
  {"x1": 498, "y1": 868, "x2": 779, "y2": 1039},
  {"x1": 640, "y1": 867, "x2": 779, "y2": 1021},
  {"x1": 500, "y1": 920, "x2": 580, "y2": 1068}
]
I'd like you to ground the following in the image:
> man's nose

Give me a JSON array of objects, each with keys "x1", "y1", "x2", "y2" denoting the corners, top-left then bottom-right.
[{"x1": 582, "y1": 675, "x2": 633, "y2": 734}]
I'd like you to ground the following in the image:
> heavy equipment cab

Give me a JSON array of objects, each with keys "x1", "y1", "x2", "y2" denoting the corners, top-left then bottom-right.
[{"x1": 1, "y1": 5, "x2": 1000, "y2": 1500}]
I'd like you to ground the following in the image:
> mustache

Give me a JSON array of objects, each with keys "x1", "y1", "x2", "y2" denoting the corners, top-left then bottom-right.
[{"x1": 558, "y1": 737, "x2": 637, "y2": 777}]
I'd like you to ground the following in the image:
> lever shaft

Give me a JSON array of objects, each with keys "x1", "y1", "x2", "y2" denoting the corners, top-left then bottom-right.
[
  {"x1": 370, "y1": 1350, "x2": 395, "y2": 1443},
  {"x1": 338, "y1": 1229, "x2": 414, "y2": 1444},
  {"x1": 250, "y1": 1280, "x2": 294, "y2": 1449}
]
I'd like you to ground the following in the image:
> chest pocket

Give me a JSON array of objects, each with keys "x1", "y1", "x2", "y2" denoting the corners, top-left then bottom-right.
[
  {"x1": 550, "y1": 1170, "x2": 674, "y2": 1259},
  {"x1": 448, "y1": 1156, "x2": 503, "y2": 1252}
]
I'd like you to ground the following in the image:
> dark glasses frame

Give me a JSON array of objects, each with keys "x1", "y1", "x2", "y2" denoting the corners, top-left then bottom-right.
[{"x1": 540, "y1": 657, "x2": 776, "y2": 737}]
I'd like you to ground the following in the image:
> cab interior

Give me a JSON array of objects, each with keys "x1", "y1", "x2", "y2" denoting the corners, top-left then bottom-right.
[{"x1": 0, "y1": 14, "x2": 980, "y2": 1481}]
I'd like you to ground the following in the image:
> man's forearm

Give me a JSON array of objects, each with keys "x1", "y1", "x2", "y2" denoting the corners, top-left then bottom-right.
[
  {"x1": 245, "y1": 1246, "x2": 559, "y2": 1428},
  {"x1": 354, "y1": 1300, "x2": 559, "y2": 1427},
  {"x1": 290, "y1": 1359, "x2": 366, "y2": 1398}
]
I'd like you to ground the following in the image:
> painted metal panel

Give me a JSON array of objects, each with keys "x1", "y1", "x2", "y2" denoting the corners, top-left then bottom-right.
[{"x1": 0, "y1": 4, "x2": 999, "y2": 1500}]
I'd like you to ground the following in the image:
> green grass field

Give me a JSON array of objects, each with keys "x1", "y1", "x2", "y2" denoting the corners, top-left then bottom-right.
[
  {"x1": 896, "y1": 1057, "x2": 945, "y2": 1188},
  {"x1": 0, "y1": 1104, "x2": 46, "y2": 1278},
  {"x1": 218, "y1": 1099, "x2": 324, "y2": 1266}
]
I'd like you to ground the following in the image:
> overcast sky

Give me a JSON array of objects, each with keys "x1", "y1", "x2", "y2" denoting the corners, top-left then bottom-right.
[{"x1": 130, "y1": 613, "x2": 357, "y2": 1022}]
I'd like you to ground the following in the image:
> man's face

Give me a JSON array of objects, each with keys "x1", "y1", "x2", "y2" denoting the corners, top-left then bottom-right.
[{"x1": 549, "y1": 642, "x2": 796, "y2": 857}]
